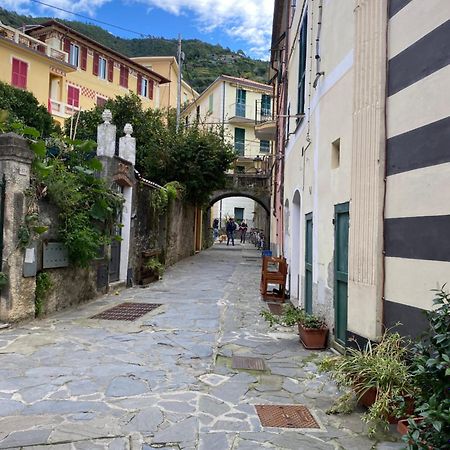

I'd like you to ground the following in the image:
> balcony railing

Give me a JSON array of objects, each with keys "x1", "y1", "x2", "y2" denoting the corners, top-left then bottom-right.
[
  {"x1": 49, "y1": 99, "x2": 80, "y2": 118},
  {"x1": 233, "y1": 140, "x2": 271, "y2": 158},
  {"x1": 0, "y1": 22, "x2": 68, "y2": 63},
  {"x1": 227, "y1": 102, "x2": 255, "y2": 123},
  {"x1": 255, "y1": 99, "x2": 272, "y2": 124}
]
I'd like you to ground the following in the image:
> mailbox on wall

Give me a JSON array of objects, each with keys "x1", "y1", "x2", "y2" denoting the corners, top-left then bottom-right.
[{"x1": 43, "y1": 242, "x2": 69, "y2": 269}]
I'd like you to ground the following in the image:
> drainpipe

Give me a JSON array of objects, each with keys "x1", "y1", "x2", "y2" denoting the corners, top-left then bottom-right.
[
  {"x1": 280, "y1": 0, "x2": 291, "y2": 256},
  {"x1": 313, "y1": 0, "x2": 325, "y2": 89},
  {"x1": 381, "y1": 0, "x2": 389, "y2": 334}
]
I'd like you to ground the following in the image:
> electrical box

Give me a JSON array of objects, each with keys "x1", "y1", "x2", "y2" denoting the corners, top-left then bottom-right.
[
  {"x1": 43, "y1": 242, "x2": 69, "y2": 269},
  {"x1": 23, "y1": 244, "x2": 37, "y2": 277}
]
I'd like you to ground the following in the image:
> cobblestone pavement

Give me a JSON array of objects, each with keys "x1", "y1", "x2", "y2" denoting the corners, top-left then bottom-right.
[{"x1": 0, "y1": 244, "x2": 404, "y2": 450}]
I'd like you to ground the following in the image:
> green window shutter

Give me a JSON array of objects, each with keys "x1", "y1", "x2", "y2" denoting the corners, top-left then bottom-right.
[
  {"x1": 234, "y1": 128, "x2": 245, "y2": 156},
  {"x1": 236, "y1": 89, "x2": 246, "y2": 116},
  {"x1": 297, "y1": 11, "x2": 308, "y2": 118},
  {"x1": 208, "y1": 94, "x2": 214, "y2": 113},
  {"x1": 260, "y1": 140, "x2": 270, "y2": 153}
]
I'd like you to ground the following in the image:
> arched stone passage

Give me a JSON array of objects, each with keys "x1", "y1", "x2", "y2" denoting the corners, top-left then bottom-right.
[{"x1": 209, "y1": 191, "x2": 270, "y2": 215}]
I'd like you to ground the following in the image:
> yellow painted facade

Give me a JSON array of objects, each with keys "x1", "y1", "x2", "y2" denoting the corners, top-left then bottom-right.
[
  {"x1": 0, "y1": 21, "x2": 170, "y2": 126},
  {"x1": 131, "y1": 56, "x2": 198, "y2": 110},
  {"x1": 0, "y1": 22, "x2": 75, "y2": 117}
]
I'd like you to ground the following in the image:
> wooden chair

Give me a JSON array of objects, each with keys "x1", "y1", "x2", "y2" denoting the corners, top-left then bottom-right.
[{"x1": 260, "y1": 256, "x2": 288, "y2": 302}]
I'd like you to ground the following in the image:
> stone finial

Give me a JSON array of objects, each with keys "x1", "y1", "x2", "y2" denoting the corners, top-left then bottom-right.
[
  {"x1": 124, "y1": 123, "x2": 133, "y2": 137},
  {"x1": 102, "y1": 109, "x2": 113, "y2": 124}
]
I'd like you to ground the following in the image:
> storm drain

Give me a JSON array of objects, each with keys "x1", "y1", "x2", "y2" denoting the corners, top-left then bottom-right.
[
  {"x1": 91, "y1": 302, "x2": 162, "y2": 321},
  {"x1": 232, "y1": 355, "x2": 266, "y2": 371},
  {"x1": 255, "y1": 405, "x2": 320, "y2": 429}
]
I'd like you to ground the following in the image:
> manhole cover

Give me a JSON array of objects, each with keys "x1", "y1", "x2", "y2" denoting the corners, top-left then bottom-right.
[
  {"x1": 255, "y1": 405, "x2": 320, "y2": 428},
  {"x1": 91, "y1": 303, "x2": 162, "y2": 321},
  {"x1": 232, "y1": 355, "x2": 266, "y2": 371}
]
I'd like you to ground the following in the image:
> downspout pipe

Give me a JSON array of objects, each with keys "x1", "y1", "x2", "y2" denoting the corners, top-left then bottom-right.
[{"x1": 313, "y1": 0, "x2": 325, "y2": 88}]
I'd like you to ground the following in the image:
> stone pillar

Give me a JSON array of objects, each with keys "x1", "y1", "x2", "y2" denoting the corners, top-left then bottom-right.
[
  {"x1": 97, "y1": 109, "x2": 116, "y2": 159},
  {"x1": 0, "y1": 133, "x2": 36, "y2": 322},
  {"x1": 119, "y1": 123, "x2": 136, "y2": 165}
]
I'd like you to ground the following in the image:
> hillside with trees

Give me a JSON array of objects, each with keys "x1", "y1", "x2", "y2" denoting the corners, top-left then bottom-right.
[{"x1": 0, "y1": 7, "x2": 270, "y2": 93}]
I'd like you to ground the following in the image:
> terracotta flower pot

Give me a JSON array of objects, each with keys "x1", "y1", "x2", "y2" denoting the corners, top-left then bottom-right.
[
  {"x1": 397, "y1": 417, "x2": 423, "y2": 436},
  {"x1": 357, "y1": 387, "x2": 415, "y2": 424},
  {"x1": 298, "y1": 323, "x2": 329, "y2": 349}
]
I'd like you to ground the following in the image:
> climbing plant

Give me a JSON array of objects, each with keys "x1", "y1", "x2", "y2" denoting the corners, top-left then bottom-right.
[
  {"x1": 0, "y1": 110, "x2": 124, "y2": 267},
  {"x1": 35, "y1": 272, "x2": 53, "y2": 317}
]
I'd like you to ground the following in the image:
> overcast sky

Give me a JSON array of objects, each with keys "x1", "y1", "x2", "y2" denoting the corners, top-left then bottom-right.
[{"x1": 3, "y1": 0, "x2": 275, "y2": 59}]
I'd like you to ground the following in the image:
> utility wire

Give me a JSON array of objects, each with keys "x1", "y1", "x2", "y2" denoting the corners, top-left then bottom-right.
[{"x1": 28, "y1": 0, "x2": 148, "y2": 37}]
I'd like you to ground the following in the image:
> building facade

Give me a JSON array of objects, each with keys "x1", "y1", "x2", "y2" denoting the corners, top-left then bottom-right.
[
  {"x1": 267, "y1": 0, "x2": 450, "y2": 347},
  {"x1": 0, "y1": 20, "x2": 170, "y2": 126},
  {"x1": 131, "y1": 56, "x2": 198, "y2": 110}
]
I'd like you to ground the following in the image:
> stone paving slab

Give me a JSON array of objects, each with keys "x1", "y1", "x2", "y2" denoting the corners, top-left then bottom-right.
[{"x1": 0, "y1": 244, "x2": 402, "y2": 449}]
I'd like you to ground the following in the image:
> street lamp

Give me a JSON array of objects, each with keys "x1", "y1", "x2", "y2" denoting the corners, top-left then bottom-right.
[{"x1": 253, "y1": 155, "x2": 263, "y2": 173}]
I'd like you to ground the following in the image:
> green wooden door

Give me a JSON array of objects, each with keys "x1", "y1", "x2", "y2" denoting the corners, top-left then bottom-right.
[
  {"x1": 334, "y1": 203, "x2": 349, "y2": 345},
  {"x1": 304, "y1": 213, "x2": 313, "y2": 314}
]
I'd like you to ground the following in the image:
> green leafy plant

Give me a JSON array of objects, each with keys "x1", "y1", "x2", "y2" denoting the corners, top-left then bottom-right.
[
  {"x1": 0, "y1": 82, "x2": 55, "y2": 137},
  {"x1": 35, "y1": 272, "x2": 53, "y2": 317},
  {"x1": 404, "y1": 286, "x2": 450, "y2": 449},
  {"x1": 319, "y1": 332, "x2": 418, "y2": 436},
  {"x1": 69, "y1": 94, "x2": 235, "y2": 205},
  {"x1": 261, "y1": 304, "x2": 326, "y2": 329},
  {"x1": 145, "y1": 257, "x2": 165, "y2": 278}
]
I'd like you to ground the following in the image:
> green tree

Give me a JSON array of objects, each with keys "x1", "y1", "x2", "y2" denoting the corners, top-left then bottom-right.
[
  {"x1": 68, "y1": 94, "x2": 235, "y2": 205},
  {"x1": 0, "y1": 82, "x2": 55, "y2": 137}
]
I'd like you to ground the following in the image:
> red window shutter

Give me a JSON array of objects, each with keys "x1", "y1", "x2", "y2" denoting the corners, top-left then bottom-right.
[
  {"x1": 137, "y1": 73, "x2": 142, "y2": 95},
  {"x1": 108, "y1": 59, "x2": 114, "y2": 82},
  {"x1": 120, "y1": 65, "x2": 129, "y2": 88},
  {"x1": 11, "y1": 58, "x2": 20, "y2": 87},
  {"x1": 20, "y1": 60, "x2": 28, "y2": 88},
  {"x1": 67, "y1": 86, "x2": 79, "y2": 108},
  {"x1": 63, "y1": 38, "x2": 70, "y2": 54},
  {"x1": 80, "y1": 46, "x2": 87, "y2": 71},
  {"x1": 148, "y1": 79, "x2": 154, "y2": 99},
  {"x1": 93, "y1": 52, "x2": 99, "y2": 76},
  {"x1": 124, "y1": 67, "x2": 129, "y2": 88}
]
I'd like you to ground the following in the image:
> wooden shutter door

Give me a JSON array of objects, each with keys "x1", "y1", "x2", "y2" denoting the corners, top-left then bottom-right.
[
  {"x1": 93, "y1": 52, "x2": 99, "y2": 76},
  {"x1": 80, "y1": 46, "x2": 87, "y2": 70},
  {"x1": 11, "y1": 58, "x2": 19, "y2": 86},
  {"x1": 108, "y1": 59, "x2": 114, "y2": 82},
  {"x1": 148, "y1": 79, "x2": 154, "y2": 99},
  {"x1": 137, "y1": 74, "x2": 142, "y2": 95},
  {"x1": 63, "y1": 38, "x2": 70, "y2": 55}
]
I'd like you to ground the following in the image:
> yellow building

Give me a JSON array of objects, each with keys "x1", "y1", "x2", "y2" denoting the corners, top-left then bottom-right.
[
  {"x1": 0, "y1": 20, "x2": 170, "y2": 125},
  {"x1": 131, "y1": 56, "x2": 198, "y2": 109},
  {"x1": 0, "y1": 21, "x2": 75, "y2": 114}
]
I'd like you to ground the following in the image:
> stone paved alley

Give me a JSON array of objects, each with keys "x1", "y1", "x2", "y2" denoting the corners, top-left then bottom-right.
[{"x1": 0, "y1": 245, "x2": 404, "y2": 450}]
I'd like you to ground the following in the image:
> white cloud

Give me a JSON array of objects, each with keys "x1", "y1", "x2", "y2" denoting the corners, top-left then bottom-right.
[
  {"x1": 2, "y1": 0, "x2": 274, "y2": 58},
  {"x1": 2, "y1": 0, "x2": 110, "y2": 19},
  {"x1": 135, "y1": 0, "x2": 274, "y2": 59}
]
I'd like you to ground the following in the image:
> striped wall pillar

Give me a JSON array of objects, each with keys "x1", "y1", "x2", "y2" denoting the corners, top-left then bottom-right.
[
  {"x1": 347, "y1": 0, "x2": 388, "y2": 342},
  {"x1": 384, "y1": 0, "x2": 450, "y2": 337}
]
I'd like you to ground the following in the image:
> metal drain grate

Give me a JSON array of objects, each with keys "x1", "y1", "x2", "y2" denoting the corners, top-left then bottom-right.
[
  {"x1": 255, "y1": 405, "x2": 320, "y2": 428},
  {"x1": 232, "y1": 355, "x2": 266, "y2": 371},
  {"x1": 91, "y1": 303, "x2": 162, "y2": 321}
]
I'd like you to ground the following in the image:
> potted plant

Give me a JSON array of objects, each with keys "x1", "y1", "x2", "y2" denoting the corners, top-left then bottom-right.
[
  {"x1": 319, "y1": 332, "x2": 418, "y2": 436},
  {"x1": 261, "y1": 305, "x2": 329, "y2": 349},
  {"x1": 402, "y1": 286, "x2": 450, "y2": 450},
  {"x1": 298, "y1": 312, "x2": 329, "y2": 349}
]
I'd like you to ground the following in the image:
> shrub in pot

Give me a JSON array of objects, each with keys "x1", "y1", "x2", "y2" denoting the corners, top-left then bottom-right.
[
  {"x1": 260, "y1": 305, "x2": 329, "y2": 349},
  {"x1": 319, "y1": 332, "x2": 418, "y2": 436},
  {"x1": 403, "y1": 286, "x2": 450, "y2": 450}
]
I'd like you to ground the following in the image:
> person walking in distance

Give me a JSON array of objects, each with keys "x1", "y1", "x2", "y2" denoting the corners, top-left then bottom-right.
[
  {"x1": 226, "y1": 217, "x2": 237, "y2": 246},
  {"x1": 239, "y1": 220, "x2": 248, "y2": 244},
  {"x1": 212, "y1": 218, "x2": 219, "y2": 241}
]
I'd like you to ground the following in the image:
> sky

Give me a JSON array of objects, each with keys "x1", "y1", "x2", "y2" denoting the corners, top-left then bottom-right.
[{"x1": 2, "y1": 0, "x2": 275, "y2": 59}]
